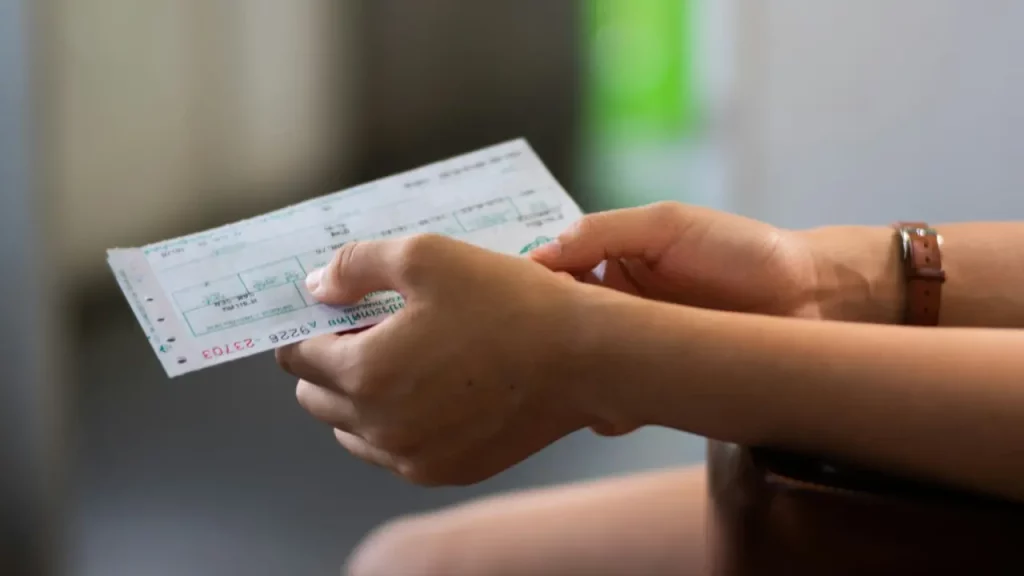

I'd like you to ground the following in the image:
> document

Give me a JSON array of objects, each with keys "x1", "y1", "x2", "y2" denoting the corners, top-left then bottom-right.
[{"x1": 108, "y1": 139, "x2": 584, "y2": 377}]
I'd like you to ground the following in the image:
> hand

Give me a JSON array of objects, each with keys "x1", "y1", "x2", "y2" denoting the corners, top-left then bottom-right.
[
  {"x1": 529, "y1": 202, "x2": 820, "y2": 318},
  {"x1": 275, "y1": 234, "x2": 593, "y2": 486}
]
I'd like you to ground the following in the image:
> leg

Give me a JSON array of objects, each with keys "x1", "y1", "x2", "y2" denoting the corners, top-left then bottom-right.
[{"x1": 345, "y1": 464, "x2": 708, "y2": 576}]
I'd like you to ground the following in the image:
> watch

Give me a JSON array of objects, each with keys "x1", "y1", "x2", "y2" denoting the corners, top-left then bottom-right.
[{"x1": 893, "y1": 221, "x2": 945, "y2": 326}]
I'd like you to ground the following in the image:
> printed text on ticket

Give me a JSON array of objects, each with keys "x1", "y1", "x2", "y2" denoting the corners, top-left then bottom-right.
[{"x1": 107, "y1": 139, "x2": 584, "y2": 378}]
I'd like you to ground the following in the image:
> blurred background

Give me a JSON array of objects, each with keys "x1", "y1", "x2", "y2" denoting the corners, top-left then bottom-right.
[{"x1": 3, "y1": 0, "x2": 1023, "y2": 574}]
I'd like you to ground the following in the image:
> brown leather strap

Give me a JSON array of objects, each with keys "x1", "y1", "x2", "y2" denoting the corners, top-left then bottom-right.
[
  {"x1": 707, "y1": 441, "x2": 1024, "y2": 576},
  {"x1": 894, "y1": 222, "x2": 945, "y2": 326}
]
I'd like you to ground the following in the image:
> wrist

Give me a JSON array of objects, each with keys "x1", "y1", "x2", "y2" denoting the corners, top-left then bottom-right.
[
  {"x1": 795, "y1": 226, "x2": 905, "y2": 324},
  {"x1": 556, "y1": 283, "x2": 659, "y2": 432},
  {"x1": 561, "y1": 289, "x2": 777, "y2": 442}
]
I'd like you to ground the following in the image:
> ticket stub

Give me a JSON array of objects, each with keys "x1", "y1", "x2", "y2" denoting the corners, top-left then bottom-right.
[{"x1": 107, "y1": 139, "x2": 584, "y2": 378}]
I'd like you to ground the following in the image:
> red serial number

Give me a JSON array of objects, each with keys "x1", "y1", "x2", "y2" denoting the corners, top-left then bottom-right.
[{"x1": 202, "y1": 339, "x2": 255, "y2": 359}]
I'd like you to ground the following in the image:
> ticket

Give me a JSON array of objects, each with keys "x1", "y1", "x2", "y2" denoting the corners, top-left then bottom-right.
[{"x1": 108, "y1": 139, "x2": 584, "y2": 378}]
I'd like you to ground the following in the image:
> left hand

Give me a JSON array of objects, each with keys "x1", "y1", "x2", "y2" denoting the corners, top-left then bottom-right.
[{"x1": 276, "y1": 234, "x2": 593, "y2": 486}]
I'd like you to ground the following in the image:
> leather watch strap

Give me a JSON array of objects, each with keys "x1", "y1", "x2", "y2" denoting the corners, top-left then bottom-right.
[{"x1": 894, "y1": 221, "x2": 945, "y2": 326}]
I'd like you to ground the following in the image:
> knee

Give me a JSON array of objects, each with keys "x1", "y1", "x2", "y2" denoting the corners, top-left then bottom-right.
[{"x1": 344, "y1": 515, "x2": 450, "y2": 576}]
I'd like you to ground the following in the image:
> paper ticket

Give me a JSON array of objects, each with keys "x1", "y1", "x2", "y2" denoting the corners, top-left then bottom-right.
[{"x1": 107, "y1": 139, "x2": 584, "y2": 378}]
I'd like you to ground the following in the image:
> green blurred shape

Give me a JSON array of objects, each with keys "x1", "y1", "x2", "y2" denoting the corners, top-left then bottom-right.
[
  {"x1": 519, "y1": 236, "x2": 556, "y2": 254},
  {"x1": 583, "y1": 0, "x2": 697, "y2": 142}
]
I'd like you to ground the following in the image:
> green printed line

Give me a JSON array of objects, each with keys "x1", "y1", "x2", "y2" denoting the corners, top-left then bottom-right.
[
  {"x1": 180, "y1": 298, "x2": 226, "y2": 315},
  {"x1": 172, "y1": 200, "x2": 557, "y2": 316},
  {"x1": 174, "y1": 255, "x2": 311, "y2": 313},
  {"x1": 161, "y1": 195, "x2": 541, "y2": 276},
  {"x1": 184, "y1": 312, "x2": 199, "y2": 339},
  {"x1": 453, "y1": 211, "x2": 469, "y2": 232},
  {"x1": 154, "y1": 215, "x2": 347, "y2": 274},
  {"x1": 293, "y1": 281, "x2": 310, "y2": 307},
  {"x1": 505, "y1": 196, "x2": 523, "y2": 217},
  {"x1": 173, "y1": 253, "x2": 303, "y2": 297},
  {"x1": 152, "y1": 192, "x2": 422, "y2": 270},
  {"x1": 236, "y1": 255, "x2": 307, "y2": 280},
  {"x1": 176, "y1": 276, "x2": 247, "y2": 314},
  {"x1": 191, "y1": 303, "x2": 311, "y2": 337}
]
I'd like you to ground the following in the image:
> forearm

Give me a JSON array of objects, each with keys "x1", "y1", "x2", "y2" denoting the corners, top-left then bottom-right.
[
  {"x1": 345, "y1": 467, "x2": 706, "y2": 576},
  {"x1": 799, "y1": 222, "x2": 1024, "y2": 327},
  {"x1": 576, "y1": 289, "x2": 1024, "y2": 501}
]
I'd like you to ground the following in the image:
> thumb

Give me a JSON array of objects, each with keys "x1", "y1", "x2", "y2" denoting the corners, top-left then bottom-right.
[
  {"x1": 305, "y1": 239, "x2": 404, "y2": 305},
  {"x1": 529, "y1": 203, "x2": 682, "y2": 272}
]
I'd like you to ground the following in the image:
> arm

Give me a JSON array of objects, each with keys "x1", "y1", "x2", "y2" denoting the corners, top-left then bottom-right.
[
  {"x1": 802, "y1": 222, "x2": 1024, "y2": 327},
  {"x1": 571, "y1": 286, "x2": 1024, "y2": 502},
  {"x1": 345, "y1": 466, "x2": 707, "y2": 576}
]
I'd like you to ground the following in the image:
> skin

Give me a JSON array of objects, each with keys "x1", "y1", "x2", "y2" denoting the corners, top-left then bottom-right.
[
  {"x1": 275, "y1": 201, "x2": 1024, "y2": 575},
  {"x1": 343, "y1": 466, "x2": 706, "y2": 576}
]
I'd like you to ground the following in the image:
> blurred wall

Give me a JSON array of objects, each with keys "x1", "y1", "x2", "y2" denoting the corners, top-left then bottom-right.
[
  {"x1": 351, "y1": 0, "x2": 581, "y2": 189},
  {"x1": 734, "y1": 0, "x2": 1024, "y2": 226},
  {"x1": 1, "y1": 2, "x2": 37, "y2": 572},
  {"x1": 45, "y1": 0, "x2": 356, "y2": 288},
  {"x1": 2, "y1": 1, "x2": 63, "y2": 574}
]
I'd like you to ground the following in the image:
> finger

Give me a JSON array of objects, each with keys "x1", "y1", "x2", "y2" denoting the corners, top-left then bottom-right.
[
  {"x1": 304, "y1": 238, "x2": 407, "y2": 306},
  {"x1": 571, "y1": 259, "x2": 643, "y2": 295},
  {"x1": 295, "y1": 379, "x2": 358, "y2": 432},
  {"x1": 528, "y1": 202, "x2": 684, "y2": 272},
  {"x1": 275, "y1": 334, "x2": 347, "y2": 388},
  {"x1": 334, "y1": 429, "x2": 403, "y2": 472},
  {"x1": 331, "y1": 312, "x2": 418, "y2": 398}
]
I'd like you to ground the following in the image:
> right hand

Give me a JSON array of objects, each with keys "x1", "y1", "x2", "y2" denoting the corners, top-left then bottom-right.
[{"x1": 529, "y1": 202, "x2": 821, "y2": 319}]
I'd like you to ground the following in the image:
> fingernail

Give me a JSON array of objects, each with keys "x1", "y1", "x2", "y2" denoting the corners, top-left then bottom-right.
[
  {"x1": 530, "y1": 239, "x2": 562, "y2": 259},
  {"x1": 305, "y1": 268, "x2": 324, "y2": 294}
]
